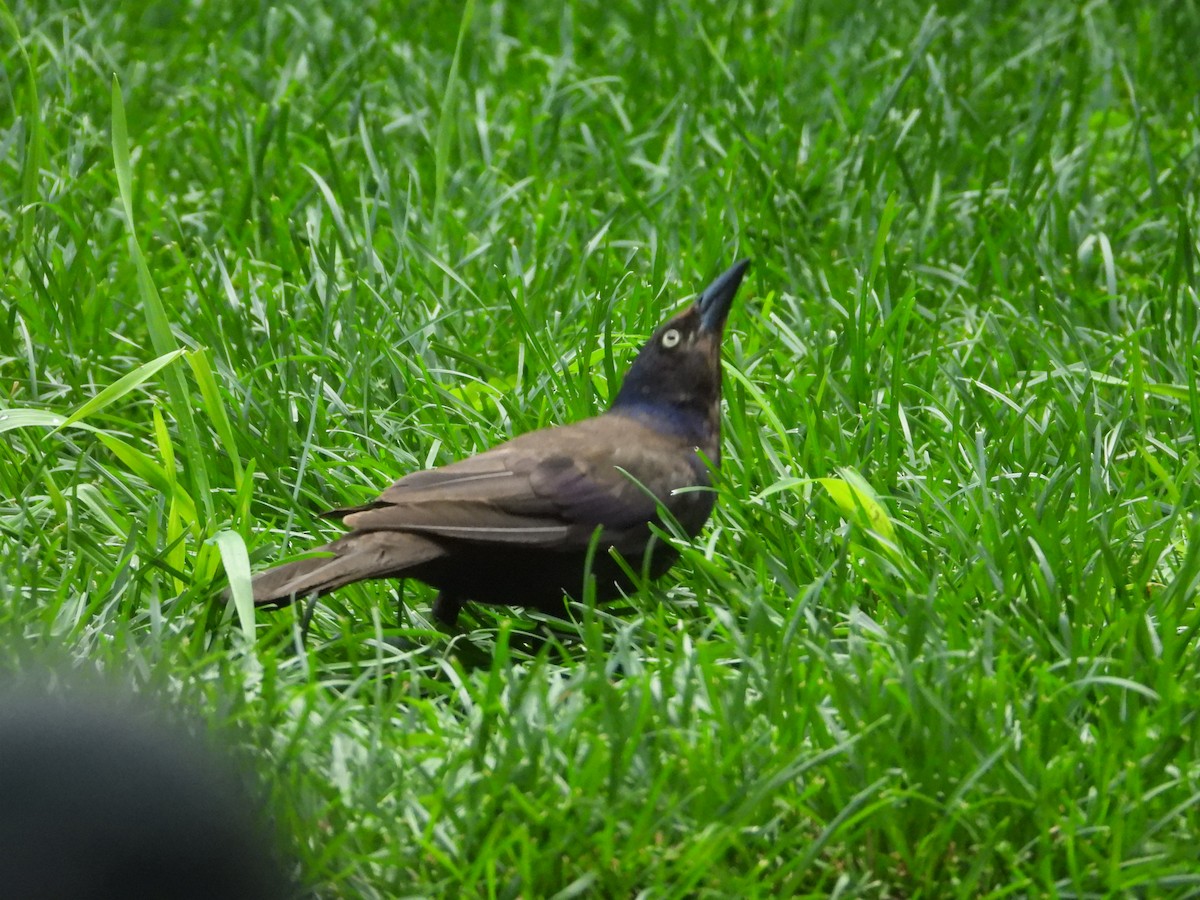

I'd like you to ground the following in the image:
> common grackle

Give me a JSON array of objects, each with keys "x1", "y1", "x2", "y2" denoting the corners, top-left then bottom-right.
[{"x1": 250, "y1": 258, "x2": 750, "y2": 625}]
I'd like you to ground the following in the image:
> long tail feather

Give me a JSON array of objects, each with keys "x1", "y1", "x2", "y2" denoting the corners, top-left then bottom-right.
[{"x1": 250, "y1": 531, "x2": 443, "y2": 605}]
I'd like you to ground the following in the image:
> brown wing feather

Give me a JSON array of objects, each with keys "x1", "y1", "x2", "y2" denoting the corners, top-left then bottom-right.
[{"x1": 337, "y1": 416, "x2": 701, "y2": 549}]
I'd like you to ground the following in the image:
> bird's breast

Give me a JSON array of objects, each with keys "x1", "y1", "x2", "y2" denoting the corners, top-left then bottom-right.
[{"x1": 663, "y1": 481, "x2": 718, "y2": 536}]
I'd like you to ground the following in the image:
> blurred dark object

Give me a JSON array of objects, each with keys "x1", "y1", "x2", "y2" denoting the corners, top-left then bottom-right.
[{"x1": 0, "y1": 685, "x2": 293, "y2": 900}]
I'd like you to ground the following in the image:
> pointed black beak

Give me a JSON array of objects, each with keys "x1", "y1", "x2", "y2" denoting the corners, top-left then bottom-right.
[{"x1": 697, "y1": 258, "x2": 751, "y2": 333}]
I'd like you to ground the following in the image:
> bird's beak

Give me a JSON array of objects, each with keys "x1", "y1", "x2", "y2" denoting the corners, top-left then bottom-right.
[{"x1": 697, "y1": 258, "x2": 751, "y2": 333}]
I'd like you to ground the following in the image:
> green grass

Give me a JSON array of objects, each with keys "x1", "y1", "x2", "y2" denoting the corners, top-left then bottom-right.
[{"x1": 3, "y1": 0, "x2": 1200, "y2": 895}]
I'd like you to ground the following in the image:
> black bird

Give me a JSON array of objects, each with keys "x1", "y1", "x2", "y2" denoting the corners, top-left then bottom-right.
[{"x1": 251, "y1": 258, "x2": 751, "y2": 625}]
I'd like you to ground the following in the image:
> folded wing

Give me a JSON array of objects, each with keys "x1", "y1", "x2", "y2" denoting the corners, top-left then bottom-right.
[{"x1": 335, "y1": 417, "x2": 695, "y2": 549}]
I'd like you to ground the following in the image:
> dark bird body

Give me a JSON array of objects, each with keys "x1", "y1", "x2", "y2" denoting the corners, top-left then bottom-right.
[{"x1": 251, "y1": 259, "x2": 750, "y2": 625}]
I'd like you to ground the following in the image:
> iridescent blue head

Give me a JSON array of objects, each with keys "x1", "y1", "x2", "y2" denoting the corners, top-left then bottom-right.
[{"x1": 610, "y1": 259, "x2": 751, "y2": 451}]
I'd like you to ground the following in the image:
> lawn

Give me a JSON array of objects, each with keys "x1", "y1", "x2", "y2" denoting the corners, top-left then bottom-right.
[{"x1": 3, "y1": 0, "x2": 1200, "y2": 896}]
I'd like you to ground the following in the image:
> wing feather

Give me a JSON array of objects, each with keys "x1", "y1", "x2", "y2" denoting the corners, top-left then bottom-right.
[{"x1": 338, "y1": 416, "x2": 700, "y2": 549}]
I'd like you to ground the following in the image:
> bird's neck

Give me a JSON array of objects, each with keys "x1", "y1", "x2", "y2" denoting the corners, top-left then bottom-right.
[{"x1": 608, "y1": 396, "x2": 719, "y2": 449}]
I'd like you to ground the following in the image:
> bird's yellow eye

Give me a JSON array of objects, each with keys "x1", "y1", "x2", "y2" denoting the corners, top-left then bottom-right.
[{"x1": 661, "y1": 329, "x2": 682, "y2": 349}]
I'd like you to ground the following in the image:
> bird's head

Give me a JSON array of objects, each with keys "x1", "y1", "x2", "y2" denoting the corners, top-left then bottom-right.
[{"x1": 610, "y1": 258, "x2": 750, "y2": 446}]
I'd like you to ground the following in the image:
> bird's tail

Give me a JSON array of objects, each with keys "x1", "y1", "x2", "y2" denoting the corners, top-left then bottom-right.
[{"x1": 250, "y1": 531, "x2": 443, "y2": 605}]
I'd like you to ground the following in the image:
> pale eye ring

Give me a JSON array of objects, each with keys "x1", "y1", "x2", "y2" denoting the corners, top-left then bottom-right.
[{"x1": 661, "y1": 328, "x2": 682, "y2": 349}]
